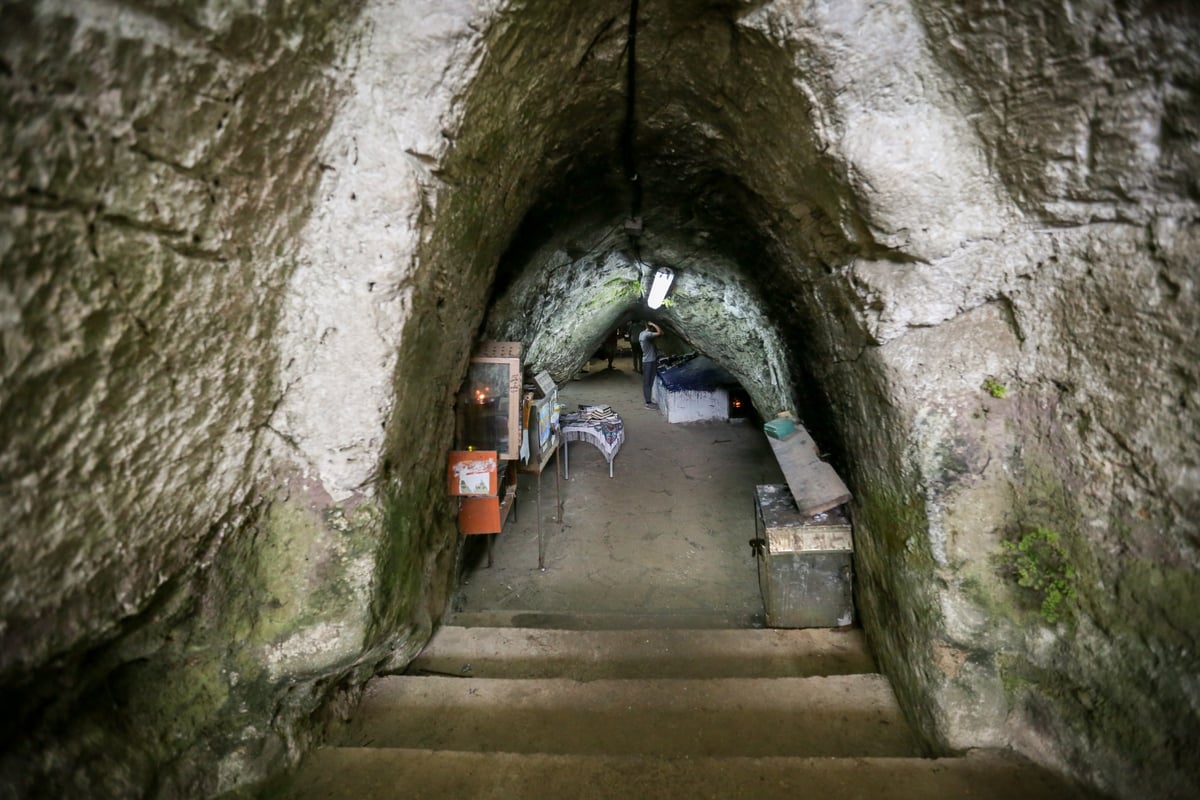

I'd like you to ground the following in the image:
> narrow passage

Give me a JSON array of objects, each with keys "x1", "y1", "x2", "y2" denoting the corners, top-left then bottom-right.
[{"x1": 454, "y1": 358, "x2": 786, "y2": 628}]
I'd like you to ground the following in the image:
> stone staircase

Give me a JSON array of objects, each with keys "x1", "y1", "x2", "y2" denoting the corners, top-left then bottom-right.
[{"x1": 271, "y1": 623, "x2": 1096, "y2": 799}]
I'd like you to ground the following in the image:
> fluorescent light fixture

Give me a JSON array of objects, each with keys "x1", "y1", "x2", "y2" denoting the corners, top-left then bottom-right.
[{"x1": 647, "y1": 267, "x2": 674, "y2": 309}]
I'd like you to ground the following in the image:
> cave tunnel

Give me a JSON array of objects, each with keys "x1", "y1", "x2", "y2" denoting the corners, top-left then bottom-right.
[{"x1": 1, "y1": 1, "x2": 1198, "y2": 798}]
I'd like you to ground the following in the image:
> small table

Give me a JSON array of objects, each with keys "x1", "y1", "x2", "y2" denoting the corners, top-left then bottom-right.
[{"x1": 561, "y1": 408, "x2": 625, "y2": 479}]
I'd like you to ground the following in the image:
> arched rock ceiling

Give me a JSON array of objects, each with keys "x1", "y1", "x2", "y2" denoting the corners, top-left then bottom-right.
[{"x1": 466, "y1": 0, "x2": 1014, "y2": 413}]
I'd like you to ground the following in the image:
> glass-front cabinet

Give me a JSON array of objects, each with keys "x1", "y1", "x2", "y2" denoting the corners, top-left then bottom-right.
[{"x1": 456, "y1": 341, "x2": 522, "y2": 461}]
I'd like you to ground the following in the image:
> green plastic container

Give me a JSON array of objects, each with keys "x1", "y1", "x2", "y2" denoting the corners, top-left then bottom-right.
[{"x1": 763, "y1": 418, "x2": 796, "y2": 440}]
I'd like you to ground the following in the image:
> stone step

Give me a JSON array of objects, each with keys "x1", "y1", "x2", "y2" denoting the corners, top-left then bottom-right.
[
  {"x1": 446, "y1": 608, "x2": 765, "y2": 630},
  {"x1": 409, "y1": 625, "x2": 876, "y2": 679},
  {"x1": 334, "y1": 674, "x2": 921, "y2": 758},
  {"x1": 275, "y1": 747, "x2": 1099, "y2": 800}
]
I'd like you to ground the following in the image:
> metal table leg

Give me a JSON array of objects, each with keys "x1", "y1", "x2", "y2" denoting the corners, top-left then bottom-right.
[
  {"x1": 536, "y1": 470, "x2": 544, "y2": 571},
  {"x1": 554, "y1": 444, "x2": 562, "y2": 522}
]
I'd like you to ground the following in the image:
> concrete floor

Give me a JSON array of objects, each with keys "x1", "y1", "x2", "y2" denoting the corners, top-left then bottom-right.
[{"x1": 453, "y1": 357, "x2": 787, "y2": 628}]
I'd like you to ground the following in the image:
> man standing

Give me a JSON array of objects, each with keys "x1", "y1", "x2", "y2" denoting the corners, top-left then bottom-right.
[
  {"x1": 638, "y1": 322, "x2": 662, "y2": 408},
  {"x1": 603, "y1": 328, "x2": 619, "y2": 369}
]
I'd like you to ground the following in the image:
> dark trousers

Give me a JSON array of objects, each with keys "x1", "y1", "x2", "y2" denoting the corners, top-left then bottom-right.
[{"x1": 642, "y1": 359, "x2": 656, "y2": 403}]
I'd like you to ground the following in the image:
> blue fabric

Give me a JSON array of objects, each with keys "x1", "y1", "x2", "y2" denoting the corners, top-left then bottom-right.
[{"x1": 657, "y1": 355, "x2": 736, "y2": 392}]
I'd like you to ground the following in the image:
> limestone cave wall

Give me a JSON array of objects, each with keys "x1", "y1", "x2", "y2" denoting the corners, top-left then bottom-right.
[
  {"x1": 1, "y1": 1, "x2": 1197, "y2": 798},
  {"x1": 0, "y1": 0, "x2": 372, "y2": 795}
]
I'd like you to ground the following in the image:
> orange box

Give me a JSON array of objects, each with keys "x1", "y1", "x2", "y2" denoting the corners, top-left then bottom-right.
[
  {"x1": 447, "y1": 451, "x2": 498, "y2": 496},
  {"x1": 459, "y1": 496, "x2": 502, "y2": 534}
]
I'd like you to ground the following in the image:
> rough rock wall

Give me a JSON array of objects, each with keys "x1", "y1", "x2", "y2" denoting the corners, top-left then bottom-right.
[
  {"x1": 909, "y1": 4, "x2": 1200, "y2": 796},
  {"x1": 749, "y1": 3, "x2": 1200, "y2": 798},
  {"x1": 1, "y1": 0, "x2": 1197, "y2": 798},
  {"x1": 0, "y1": 0, "x2": 369, "y2": 795}
]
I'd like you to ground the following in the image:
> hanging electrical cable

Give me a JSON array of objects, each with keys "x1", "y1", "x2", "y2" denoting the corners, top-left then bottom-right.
[
  {"x1": 622, "y1": 0, "x2": 642, "y2": 235},
  {"x1": 620, "y1": 0, "x2": 674, "y2": 311}
]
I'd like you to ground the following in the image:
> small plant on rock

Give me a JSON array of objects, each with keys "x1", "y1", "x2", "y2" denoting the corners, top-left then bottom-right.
[
  {"x1": 983, "y1": 376, "x2": 1008, "y2": 399},
  {"x1": 1001, "y1": 527, "x2": 1078, "y2": 624}
]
